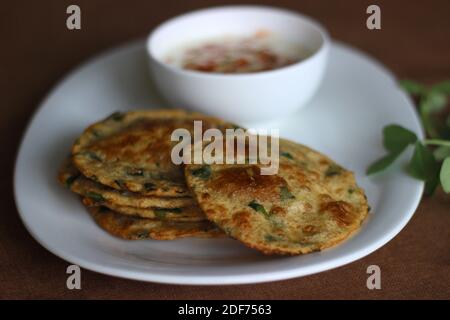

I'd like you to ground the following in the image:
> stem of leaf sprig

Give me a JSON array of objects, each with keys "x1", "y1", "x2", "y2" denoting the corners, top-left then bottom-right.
[
  {"x1": 423, "y1": 139, "x2": 450, "y2": 147},
  {"x1": 366, "y1": 79, "x2": 450, "y2": 195}
]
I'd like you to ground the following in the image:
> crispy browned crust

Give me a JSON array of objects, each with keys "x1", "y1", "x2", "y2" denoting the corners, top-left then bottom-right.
[
  {"x1": 58, "y1": 158, "x2": 196, "y2": 208},
  {"x1": 81, "y1": 197, "x2": 206, "y2": 222},
  {"x1": 87, "y1": 205, "x2": 225, "y2": 240}
]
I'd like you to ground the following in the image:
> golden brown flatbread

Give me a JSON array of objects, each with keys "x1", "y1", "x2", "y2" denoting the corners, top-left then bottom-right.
[
  {"x1": 72, "y1": 109, "x2": 232, "y2": 197},
  {"x1": 185, "y1": 138, "x2": 369, "y2": 255}
]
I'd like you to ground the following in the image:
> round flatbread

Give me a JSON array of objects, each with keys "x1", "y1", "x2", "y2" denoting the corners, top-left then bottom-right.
[
  {"x1": 72, "y1": 109, "x2": 232, "y2": 197},
  {"x1": 184, "y1": 138, "x2": 369, "y2": 255},
  {"x1": 58, "y1": 159, "x2": 195, "y2": 208},
  {"x1": 88, "y1": 206, "x2": 224, "y2": 240},
  {"x1": 82, "y1": 197, "x2": 206, "y2": 222}
]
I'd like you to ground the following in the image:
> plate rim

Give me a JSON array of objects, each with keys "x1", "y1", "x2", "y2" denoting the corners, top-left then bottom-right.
[{"x1": 13, "y1": 39, "x2": 424, "y2": 285}]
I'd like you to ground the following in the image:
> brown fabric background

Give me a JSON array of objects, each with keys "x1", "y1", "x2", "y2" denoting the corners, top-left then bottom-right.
[{"x1": 1, "y1": 0, "x2": 449, "y2": 299}]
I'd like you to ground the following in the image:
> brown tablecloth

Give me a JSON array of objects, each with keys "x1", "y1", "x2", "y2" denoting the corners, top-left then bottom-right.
[{"x1": 1, "y1": 0, "x2": 449, "y2": 299}]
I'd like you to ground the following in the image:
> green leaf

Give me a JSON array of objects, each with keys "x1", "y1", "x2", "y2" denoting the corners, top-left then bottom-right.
[
  {"x1": 108, "y1": 111, "x2": 125, "y2": 121},
  {"x1": 400, "y1": 79, "x2": 426, "y2": 95},
  {"x1": 408, "y1": 142, "x2": 440, "y2": 195},
  {"x1": 248, "y1": 200, "x2": 269, "y2": 217},
  {"x1": 440, "y1": 157, "x2": 450, "y2": 193},
  {"x1": 280, "y1": 151, "x2": 294, "y2": 160},
  {"x1": 91, "y1": 129, "x2": 101, "y2": 138},
  {"x1": 81, "y1": 151, "x2": 102, "y2": 162},
  {"x1": 408, "y1": 142, "x2": 439, "y2": 181},
  {"x1": 86, "y1": 192, "x2": 105, "y2": 203},
  {"x1": 325, "y1": 164, "x2": 343, "y2": 177},
  {"x1": 433, "y1": 146, "x2": 450, "y2": 161},
  {"x1": 191, "y1": 165, "x2": 211, "y2": 179},
  {"x1": 431, "y1": 81, "x2": 450, "y2": 94},
  {"x1": 383, "y1": 124, "x2": 417, "y2": 153},
  {"x1": 154, "y1": 208, "x2": 182, "y2": 219},
  {"x1": 424, "y1": 176, "x2": 439, "y2": 196},
  {"x1": 65, "y1": 175, "x2": 79, "y2": 189},
  {"x1": 280, "y1": 186, "x2": 295, "y2": 201},
  {"x1": 366, "y1": 152, "x2": 401, "y2": 175},
  {"x1": 264, "y1": 234, "x2": 282, "y2": 242},
  {"x1": 421, "y1": 91, "x2": 447, "y2": 114}
]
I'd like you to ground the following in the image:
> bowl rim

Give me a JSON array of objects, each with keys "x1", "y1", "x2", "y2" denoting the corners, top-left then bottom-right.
[{"x1": 146, "y1": 5, "x2": 330, "y2": 79}]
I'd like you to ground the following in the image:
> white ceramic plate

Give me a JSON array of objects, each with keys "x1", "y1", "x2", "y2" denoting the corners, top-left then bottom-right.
[{"x1": 14, "y1": 40, "x2": 424, "y2": 285}]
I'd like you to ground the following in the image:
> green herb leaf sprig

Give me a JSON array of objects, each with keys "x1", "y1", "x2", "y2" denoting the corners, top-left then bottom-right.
[{"x1": 367, "y1": 80, "x2": 450, "y2": 195}]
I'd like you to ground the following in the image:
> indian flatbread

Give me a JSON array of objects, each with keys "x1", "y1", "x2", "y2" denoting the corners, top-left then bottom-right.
[
  {"x1": 82, "y1": 197, "x2": 206, "y2": 222},
  {"x1": 185, "y1": 138, "x2": 369, "y2": 255},
  {"x1": 72, "y1": 109, "x2": 232, "y2": 197},
  {"x1": 58, "y1": 159, "x2": 195, "y2": 208},
  {"x1": 88, "y1": 206, "x2": 224, "y2": 240}
]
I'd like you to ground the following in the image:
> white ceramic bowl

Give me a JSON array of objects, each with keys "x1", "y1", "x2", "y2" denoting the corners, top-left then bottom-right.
[{"x1": 147, "y1": 6, "x2": 330, "y2": 123}]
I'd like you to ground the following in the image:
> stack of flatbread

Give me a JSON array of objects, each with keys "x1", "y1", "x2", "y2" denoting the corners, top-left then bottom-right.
[{"x1": 59, "y1": 109, "x2": 369, "y2": 255}]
